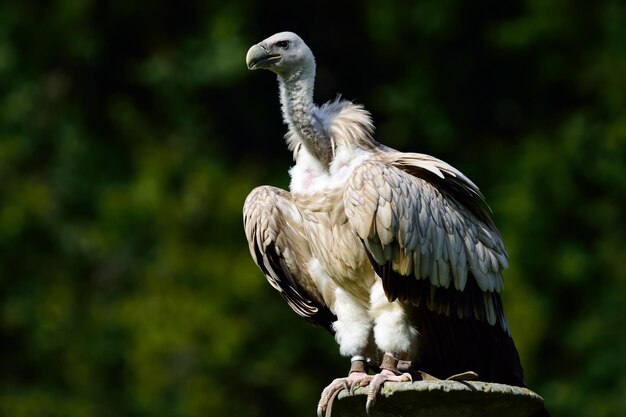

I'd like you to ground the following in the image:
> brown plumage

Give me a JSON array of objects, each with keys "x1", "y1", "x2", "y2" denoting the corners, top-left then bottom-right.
[{"x1": 243, "y1": 32, "x2": 546, "y2": 416}]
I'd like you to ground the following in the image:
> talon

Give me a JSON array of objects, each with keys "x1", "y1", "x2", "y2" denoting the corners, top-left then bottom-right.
[
  {"x1": 348, "y1": 379, "x2": 361, "y2": 396},
  {"x1": 365, "y1": 395, "x2": 375, "y2": 416},
  {"x1": 348, "y1": 374, "x2": 373, "y2": 395},
  {"x1": 416, "y1": 370, "x2": 439, "y2": 381},
  {"x1": 365, "y1": 369, "x2": 412, "y2": 415},
  {"x1": 446, "y1": 371, "x2": 479, "y2": 381},
  {"x1": 318, "y1": 372, "x2": 369, "y2": 417}
]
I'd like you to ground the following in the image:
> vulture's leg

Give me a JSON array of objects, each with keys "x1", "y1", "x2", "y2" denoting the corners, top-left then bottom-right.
[
  {"x1": 318, "y1": 288, "x2": 374, "y2": 417},
  {"x1": 317, "y1": 356, "x2": 373, "y2": 417},
  {"x1": 364, "y1": 353, "x2": 412, "y2": 415}
]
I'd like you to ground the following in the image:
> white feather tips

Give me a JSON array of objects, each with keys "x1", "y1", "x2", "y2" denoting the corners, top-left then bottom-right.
[{"x1": 344, "y1": 154, "x2": 508, "y2": 301}]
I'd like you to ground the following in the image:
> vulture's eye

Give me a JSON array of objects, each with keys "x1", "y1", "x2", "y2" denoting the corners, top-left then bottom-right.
[{"x1": 276, "y1": 40, "x2": 290, "y2": 49}]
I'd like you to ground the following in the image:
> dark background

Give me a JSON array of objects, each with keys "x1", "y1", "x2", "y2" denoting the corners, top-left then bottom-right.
[{"x1": 1, "y1": 1, "x2": 625, "y2": 416}]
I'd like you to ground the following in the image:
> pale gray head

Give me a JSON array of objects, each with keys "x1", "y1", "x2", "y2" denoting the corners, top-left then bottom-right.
[{"x1": 246, "y1": 32, "x2": 315, "y2": 78}]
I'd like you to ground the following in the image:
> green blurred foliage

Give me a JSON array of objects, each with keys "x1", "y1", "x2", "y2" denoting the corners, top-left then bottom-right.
[{"x1": 0, "y1": 1, "x2": 624, "y2": 416}]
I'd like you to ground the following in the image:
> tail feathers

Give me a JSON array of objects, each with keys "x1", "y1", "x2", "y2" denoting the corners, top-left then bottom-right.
[
  {"x1": 411, "y1": 304, "x2": 526, "y2": 386},
  {"x1": 531, "y1": 407, "x2": 551, "y2": 417}
]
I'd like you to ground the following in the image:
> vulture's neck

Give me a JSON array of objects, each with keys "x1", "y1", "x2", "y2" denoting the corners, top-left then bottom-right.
[{"x1": 278, "y1": 69, "x2": 332, "y2": 167}]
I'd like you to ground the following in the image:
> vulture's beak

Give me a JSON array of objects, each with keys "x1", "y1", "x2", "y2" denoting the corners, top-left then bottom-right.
[{"x1": 246, "y1": 44, "x2": 281, "y2": 70}]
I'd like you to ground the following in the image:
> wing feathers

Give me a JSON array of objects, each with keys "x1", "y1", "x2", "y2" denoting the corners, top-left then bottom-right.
[
  {"x1": 344, "y1": 154, "x2": 509, "y2": 329},
  {"x1": 244, "y1": 186, "x2": 336, "y2": 331}
]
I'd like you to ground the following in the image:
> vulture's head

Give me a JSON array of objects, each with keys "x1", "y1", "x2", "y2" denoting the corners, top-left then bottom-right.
[{"x1": 246, "y1": 32, "x2": 315, "y2": 77}]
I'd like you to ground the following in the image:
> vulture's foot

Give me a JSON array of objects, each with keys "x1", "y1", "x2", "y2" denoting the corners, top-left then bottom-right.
[
  {"x1": 317, "y1": 371, "x2": 370, "y2": 417},
  {"x1": 363, "y1": 369, "x2": 477, "y2": 414},
  {"x1": 364, "y1": 369, "x2": 412, "y2": 415},
  {"x1": 317, "y1": 356, "x2": 376, "y2": 417}
]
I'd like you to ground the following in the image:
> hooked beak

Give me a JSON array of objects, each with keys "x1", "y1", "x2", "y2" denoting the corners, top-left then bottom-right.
[{"x1": 246, "y1": 44, "x2": 281, "y2": 70}]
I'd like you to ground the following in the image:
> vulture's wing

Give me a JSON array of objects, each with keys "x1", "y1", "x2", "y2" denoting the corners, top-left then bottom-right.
[
  {"x1": 344, "y1": 152, "x2": 509, "y2": 331},
  {"x1": 244, "y1": 186, "x2": 336, "y2": 332}
]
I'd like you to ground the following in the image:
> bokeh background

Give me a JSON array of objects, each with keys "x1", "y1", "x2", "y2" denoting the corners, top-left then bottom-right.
[{"x1": 1, "y1": 1, "x2": 625, "y2": 416}]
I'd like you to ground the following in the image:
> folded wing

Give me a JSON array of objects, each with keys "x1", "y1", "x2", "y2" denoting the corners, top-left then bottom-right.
[
  {"x1": 344, "y1": 152, "x2": 509, "y2": 330},
  {"x1": 244, "y1": 186, "x2": 336, "y2": 332}
]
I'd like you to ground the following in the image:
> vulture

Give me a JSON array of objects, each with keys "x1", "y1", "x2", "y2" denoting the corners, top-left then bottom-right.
[{"x1": 243, "y1": 32, "x2": 546, "y2": 417}]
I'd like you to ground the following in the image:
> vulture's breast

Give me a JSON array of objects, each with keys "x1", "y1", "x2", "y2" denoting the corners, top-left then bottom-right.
[
  {"x1": 295, "y1": 189, "x2": 374, "y2": 292},
  {"x1": 290, "y1": 146, "x2": 378, "y2": 294}
]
